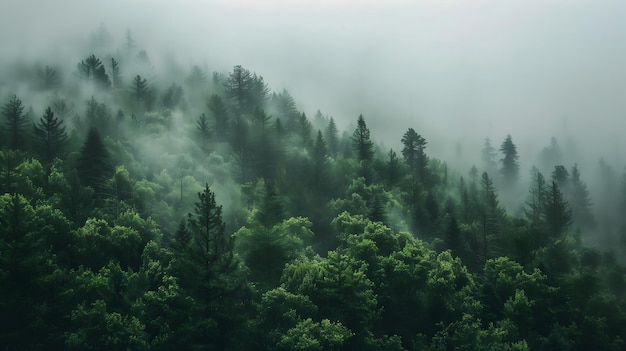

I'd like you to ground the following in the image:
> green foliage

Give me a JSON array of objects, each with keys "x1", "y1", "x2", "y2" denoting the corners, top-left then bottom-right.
[{"x1": 2, "y1": 95, "x2": 29, "y2": 150}]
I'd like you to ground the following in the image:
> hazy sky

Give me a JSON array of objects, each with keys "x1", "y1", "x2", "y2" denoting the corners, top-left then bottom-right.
[{"x1": 2, "y1": 0, "x2": 626, "y2": 166}]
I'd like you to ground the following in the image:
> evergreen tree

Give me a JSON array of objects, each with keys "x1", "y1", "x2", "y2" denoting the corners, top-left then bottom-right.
[
  {"x1": 225, "y1": 65, "x2": 253, "y2": 118},
  {"x1": 37, "y1": 65, "x2": 59, "y2": 90},
  {"x1": 187, "y1": 65, "x2": 208, "y2": 87},
  {"x1": 311, "y1": 130, "x2": 329, "y2": 190},
  {"x1": 352, "y1": 114, "x2": 374, "y2": 162},
  {"x1": 255, "y1": 184, "x2": 285, "y2": 228},
  {"x1": 32, "y1": 106, "x2": 67, "y2": 168},
  {"x1": 130, "y1": 75, "x2": 148, "y2": 112},
  {"x1": 552, "y1": 165, "x2": 569, "y2": 190},
  {"x1": 545, "y1": 181, "x2": 572, "y2": 239},
  {"x1": 109, "y1": 58, "x2": 121, "y2": 88},
  {"x1": 569, "y1": 164, "x2": 595, "y2": 231},
  {"x1": 207, "y1": 94, "x2": 229, "y2": 141},
  {"x1": 297, "y1": 112, "x2": 312, "y2": 148},
  {"x1": 401, "y1": 127, "x2": 428, "y2": 181},
  {"x1": 525, "y1": 168, "x2": 548, "y2": 227},
  {"x1": 325, "y1": 117, "x2": 339, "y2": 157},
  {"x1": 386, "y1": 149, "x2": 401, "y2": 188},
  {"x1": 77, "y1": 54, "x2": 110, "y2": 88},
  {"x1": 2, "y1": 95, "x2": 29, "y2": 150},
  {"x1": 481, "y1": 137, "x2": 497, "y2": 173},
  {"x1": 499, "y1": 134, "x2": 519, "y2": 185},
  {"x1": 76, "y1": 128, "x2": 113, "y2": 196},
  {"x1": 196, "y1": 113, "x2": 212, "y2": 152},
  {"x1": 480, "y1": 172, "x2": 505, "y2": 260}
]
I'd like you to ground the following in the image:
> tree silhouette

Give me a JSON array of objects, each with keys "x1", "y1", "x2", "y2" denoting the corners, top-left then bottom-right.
[
  {"x1": 76, "y1": 128, "x2": 113, "y2": 196},
  {"x1": 401, "y1": 127, "x2": 428, "y2": 181},
  {"x1": 2, "y1": 95, "x2": 29, "y2": 150},
  {"x1": 32, "y1": 106, "x2": 67, "y2": 169},
  {"x1": 352, "y1": 114, "x2": 374, "y2": 162},
  {"x1": 499, "y1": 134, "x2": 519, "y2": 185}
]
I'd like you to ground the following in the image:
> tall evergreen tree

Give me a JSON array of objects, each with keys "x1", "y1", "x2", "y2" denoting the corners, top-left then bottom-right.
[
  {"x1": 401, "y1": 127, "x2": 428, "y2": 181},
  {"x1": 32, "y1": 106, "x2": 67, "y2": 168},
  {"x1": 311, "y1": 130, "x2": 329, "y2": 190},
  {"x1": 480, "y1": 172, "x2": 505, "y2": 260},
  {"x1": 545, "y1": 181, "x2": 572, "y2": 239},
  {"x1": 225, "y1": 65, "x2": 253, "y2": 118},
  {"x1": 77, "y1": 54, "x2": 110, "y2": 88},
  {"x1": 109, "y1": 58, "x2": 121, "y2": 88},
  {"x1": 196, "y1": 113, "x2": 212, "y2": 152},
  {"x1": 352, "y1": 114, "x2": 374, "y2": 162},
  {"x1": 569, "y1": 164, "x2": 594, "y2": 231},
  {"x1": 255, "y1": 184, "x2": 285, "y2": 228},
  {"x1": 325, "y1": 117, "x2": 339, "y2": 157},
  {"x1": 2, "y1": 95, "x2": 29, "y2": 150},
  {"x1": 37, "y1": 65, "x2": 59, "y2": 90},
  {"x1": 76, "y1": 128, "x2": 113, "y2": 196},
  {"x1": 481, "y1": 137, "x2": 497, "y2": 173},
  {"x1": 499, "y1": 134, "x2": 519, "y2": 185},
  {"x1": 525, "y1": 167, "x2": 548, "y2": 227},
  {"x1": 130, "y1": 75, "x2": 148, "y2": 112},
  {"x1": 207, "y1": 94, "x2": 229, "y2": 141},
  {"x1": 297, "y1": 112, "x2": 313, "y2": 148}
]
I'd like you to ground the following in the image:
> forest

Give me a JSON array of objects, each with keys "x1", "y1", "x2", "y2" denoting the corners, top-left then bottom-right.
[{"x1": 1, "y1": 28, "x2": 626, "y2": 351}]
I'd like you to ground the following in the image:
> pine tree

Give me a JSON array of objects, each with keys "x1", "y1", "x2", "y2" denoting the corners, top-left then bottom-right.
[
  {"x1": 480, "y1": 172, "x2": 505, "y2": 260},
  {"x1": 325, "y1": 117, "x2": 339, "y2": 157},
  {"x1": 545, "y1": 181, "x2": 572, "y2": 239},
  {"x1": 76, "y1": 128, "x2": 114, "y2": 196},
  {"x1": 386, "y1": 149, "x2": 401, "y2": 188},
  {"x1": 38, "y1": 65, "x2": 59, "y2": 90},
  {"x1": 352, "y1": 114, "x2": 374, "y2": 162},
  {"x1": 130, "y1": 75, "x2": 148, "y2": 112},
  {"x1": 32, "y1": 106, "x2": 67, "y2": 168},
  {"x1": 569, "y1": 164, "x2": 594, "y2": 231},
  {"x1": 481, "y1": 137, "x2": 497, "y2": 173},
  {"x1": 401, "y1": 127, "x2": 428, "y2": 181},
  {"x1": 311, "y1": 130, "x2": 329, "y2": 190},
  {"x1": 2, "y1": 95, "x2": 29, "y2": 150},
  {"x1": 499, "y1": 134, "x2": 519, "y2": 185},
  {"x1": 297, "y1": 112, "x2": 313, "y2": 148},
  {"x1": 196, "y1": 113, "x2": 212, "y2": 152},
  {"x1": 225, "y1": 65, "x2": 252, "y2": 118},
  {"x1": 207, "y1": 94, "x2": 229, "y2": 141},
  {"x1": 77, "y1": 54, "x2": 110, "y2": 88},
  {"x1": 255, "y1": 184, "x2": 285, "y2": 228},
  {"x1": 110, "y1": 58, "x2": 121, "y2": 88}
]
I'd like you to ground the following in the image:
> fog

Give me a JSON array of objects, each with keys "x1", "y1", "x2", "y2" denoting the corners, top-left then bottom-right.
[{"x1": 2, "y1": 1, "x2": 625, "y2": 210}]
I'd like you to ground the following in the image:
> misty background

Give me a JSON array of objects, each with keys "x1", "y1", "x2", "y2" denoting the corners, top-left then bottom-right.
[{"x1": 1, "y1": 1, "x2": 625, "y2": 205}]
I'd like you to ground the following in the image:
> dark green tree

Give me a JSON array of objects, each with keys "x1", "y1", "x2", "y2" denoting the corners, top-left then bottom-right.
[
  {"x1": 77, "y1": 54, "x2": 110, "y2": 88},
  {"x1": 401, "y1": 127, "x2": 428, "y2": 181},
  {"x1": 161, "y1": 83, "x2": 184, "y2": 109},
  {"x1": 2, "y1": 95, "x2": 29, "y2": 150},
  {"x1": 385, "y1": 149, "x2": 401, "y2": 188},
  {"x1": 255, "y1": 183, "x2": 285, "y2": 229},
  {"x1": 311, "y1": 130, "x2": 329, "y2": 190},
  {"x1": 499, "y1": 134, "x2": 519, "y2": 185},
  {"x1": 480, "y1": 172, "x2": 506, "y2": 261},
  {"x1": 130, "y1": 74, "x2": 148, "y2": 112},
  {"x1": 177, "y1": 184, "x2": 246, "y2": 348},
  {"x1": 297, "y1": 112, "x2": 313, "y2": 148},
  {"x1": 325, "y1": 116, "x2": 339, "y2": 157},
  {"x1": 352, "y1": 114, "x2": 374, "y2": 162},
  {"x1": 545, "y1": 181, "x2": 571, "y2": 239},
  {"x1": 32, "y1": 106, "x2": 67, "y2": 168},
  {"x1": 225, "y1": 65, "x2": 253, "y2": 117},
  {"x1": 109, "y1": 57, "x2": 121, "y2": 88},
  {"x1": 196, "y1": 113, "x2": 212, "y2": 152},
  {"x1": 76, "y1": 128, "x2": 114, "y2": 196},
  {"x1": 569, "y1": 164, "x2": 595, "y2": 231},
  {"x1": 207, "y1": 94, "x2": 229, "y2": 141}
]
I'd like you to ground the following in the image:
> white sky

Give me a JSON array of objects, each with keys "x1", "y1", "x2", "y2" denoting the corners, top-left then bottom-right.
[{"x1": 2, "y1": 0, "x2": 626, "y2": 166}]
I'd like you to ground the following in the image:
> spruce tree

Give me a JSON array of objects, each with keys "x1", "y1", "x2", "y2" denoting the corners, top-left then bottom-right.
[
  {"x1": 401, "y1": 127, "x2": 428, "y2": 181},
  {"x1": 325, "y1": 117, "x2": 339, "y2": 157},
  {"x1": 32, "y1": 106, "x2": 67, "y2": 168},
  {"x1": 76, "y1": 128, "x2": 113, "y2": 196},
  {"x1": 352, "y1": 114, "x2": 374, "y2": 162},
  {"x1": 2, "y1": 95, "x2": 29, "y2": 150},
  {"x1": 499, "y1": 134, "x2": 519, "y2": 185},
  {"x1": 207, "y1": 94, "x2": 229, "y2": 141}
]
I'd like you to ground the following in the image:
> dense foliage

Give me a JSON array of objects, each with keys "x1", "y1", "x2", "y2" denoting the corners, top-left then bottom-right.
[{"x1": 1, "y1": 35, "x2": 626, "y2": 350}]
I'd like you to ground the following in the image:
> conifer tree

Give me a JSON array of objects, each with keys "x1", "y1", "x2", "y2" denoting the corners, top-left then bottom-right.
[
  {"x1": 76, "y1": 128, "x2": 113, "y2": 196},
  {"x1": 569, "y1": 164, "x2": 595, "y2": 231},
  {"x1": 325, "y1": 117, "x2": 339, "y2": 157},
  {"x1": 499, "y1": 134, "x2": 519, "y2": 185},
  {"x1": 130, "y1": 75, "x2": 148, "y2": 112},
  {"x1": 352, "y1": 114, "x2": 374, "y2": 162},
  {"x1": 312, "y1": 130, "x2": 329, "y2": 190},
  {"x1": 196, "y1": 113, "x2": 212, "y2": 152},
  {"x1": 32, "y1": 106, "x2": 67, "y2": 168},
  {"x1": 401, "y1": 127, "x2": 428, "y2": 181},
  {"x1": 109, "y1": 58, "x2": 121, "y2": 88},
  {"x1": 37, "y1": 65, "x2": 59, "y2": 90},
  {"x1": 481, "y1": 137, "x2": 497, "y2": 173},
  {"x1": 545, "y1": 181, "x2": 572, "y2": 239},
  {"x1": 2, "y1": 95, "x2": 29, "y2": 150},
  {"x1": 207, "y1": 94, "x2": 229, "y2": 141}
]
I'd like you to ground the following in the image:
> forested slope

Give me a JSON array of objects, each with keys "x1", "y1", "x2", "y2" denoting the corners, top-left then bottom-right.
[{"x1": 1, "y1": 44, "x2": 626, "y2": 350}]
